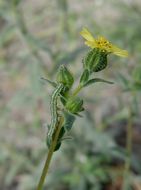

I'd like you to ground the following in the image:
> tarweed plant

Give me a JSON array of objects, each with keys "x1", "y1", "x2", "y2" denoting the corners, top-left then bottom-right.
[{"x1": 36, "y1": 28, "x2": 128, "y2": 190}]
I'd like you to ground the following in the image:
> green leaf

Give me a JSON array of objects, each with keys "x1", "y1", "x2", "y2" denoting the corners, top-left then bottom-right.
[
  {"x1": 58, "y1": 127, "x2": 65, "y2": 139},
  {"x1": 64, "y1": 111, "x2": 75, "y2": 131},
  {"x1": 80, "y1": 69, "x2": 89, "y2": 86},
  {"x1": 54, "y1": 142, "x2": 62, "y2": 151},
  {"x1": 84, "y1": 78, "x2": 114, "y2": 87},
  {"x1": 40, "y1": 77, "x2": 57, "y2": 87}
]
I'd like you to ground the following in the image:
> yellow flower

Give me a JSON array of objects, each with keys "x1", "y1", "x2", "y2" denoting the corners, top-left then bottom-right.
[{"x1": 80, "y1": 28, "x2": 128, "y2": 57}]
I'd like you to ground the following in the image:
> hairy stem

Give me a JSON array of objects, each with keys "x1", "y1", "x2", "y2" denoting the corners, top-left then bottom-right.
[
  {"x1": 36, "y1": 116, "x2": 64, "y2": 190},
  {"x1": 72, "y1": 85, "x2": 82, "y2": 96}
]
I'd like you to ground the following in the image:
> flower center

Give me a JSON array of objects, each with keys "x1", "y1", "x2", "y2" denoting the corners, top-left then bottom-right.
[{"x1": 96, "y1": 37, "x2": 112, "y2": 51}]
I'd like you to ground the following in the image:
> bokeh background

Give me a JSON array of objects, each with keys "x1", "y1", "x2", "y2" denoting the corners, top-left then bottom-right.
[{"x1": 0, "y1": 0, "x2": 141, "y2": 189}]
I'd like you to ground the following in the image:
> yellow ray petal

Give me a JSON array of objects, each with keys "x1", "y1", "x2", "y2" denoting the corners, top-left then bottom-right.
[
  {"x1": 112, "y1": 45, "x2": 128, "y2": 57},
  {"x1": 80, "y1": 27, "x2": 95, "y2": 42},
  {"x1": 85, "y1": 41, "x2": 97, "y2": 48}
]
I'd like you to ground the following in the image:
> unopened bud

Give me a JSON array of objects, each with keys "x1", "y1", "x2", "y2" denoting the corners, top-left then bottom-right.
[
  {"x1": 65, "y1": 97, "x2": 84, "y2": 114},
  {"x1": 57, "y1": 65, "x2": 74, "y2": 88},
  {"x1": 83, "y1": 48, "x2": 108, "y2": 73}
]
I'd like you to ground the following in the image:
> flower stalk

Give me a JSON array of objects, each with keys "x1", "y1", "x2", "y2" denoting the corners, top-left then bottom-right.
[{"x1": 36, "y1": 117, "x2": 64, "y2": 190}]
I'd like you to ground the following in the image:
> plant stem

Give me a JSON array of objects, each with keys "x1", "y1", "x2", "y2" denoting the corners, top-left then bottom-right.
[
  {"x1": 72, "y1": 85, "x2": 82, "y2": 96},
  {"x1": 36, "y1": 116, "x2": 64, "y2": 190}
]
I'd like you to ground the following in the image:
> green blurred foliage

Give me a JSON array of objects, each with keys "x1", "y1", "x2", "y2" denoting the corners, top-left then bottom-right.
[{"x1": 0, "y1": 0, "x2": 141, "y2": 189}]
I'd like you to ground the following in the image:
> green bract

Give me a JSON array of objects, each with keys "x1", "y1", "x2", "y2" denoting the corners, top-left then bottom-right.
[
  {"x1": 83, "y1": 48, "x2": 108, "y2": 73},
  {"x1": 65, "y1": 97, "x2": 84, "y2": 114},
  {"x1": 56, "y1": 65, "x2": 74, "y2": 88}
]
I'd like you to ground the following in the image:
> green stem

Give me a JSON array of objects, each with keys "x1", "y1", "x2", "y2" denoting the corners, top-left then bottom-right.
[
  {"x1": 72, "y1": 85, "x2": 82, "y2": 96},
  {"x1": 36, "y1": 117, "x2": 64, "y2": 190}
]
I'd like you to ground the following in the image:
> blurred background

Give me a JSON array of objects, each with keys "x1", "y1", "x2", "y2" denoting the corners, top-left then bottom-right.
[{"x1": 0, "y1": 0, "x2": 141, "y2": 189}]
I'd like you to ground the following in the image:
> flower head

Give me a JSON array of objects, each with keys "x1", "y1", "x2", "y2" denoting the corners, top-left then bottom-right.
[{"x1": 80, "y1": 28, "x2": 128, "y2": 57}]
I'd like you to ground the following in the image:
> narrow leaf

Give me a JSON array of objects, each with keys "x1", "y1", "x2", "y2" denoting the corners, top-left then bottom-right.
[
  {"x1": 40, "y1": 77, "x2": 57, "y2": 87},
  {"x1": 64, "y1": 111, "x2": 75, "y2": 131},
  {"x1": 84, "y1": 78, "x2": 114, "y2": 87},
  {"x1": 80, "y1": 69, "x2": 89, "y2": 85}
]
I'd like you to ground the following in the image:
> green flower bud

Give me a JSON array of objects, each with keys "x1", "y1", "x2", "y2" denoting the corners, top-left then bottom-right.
[
  {"x1": 56, "y1": 65, "x2": 74, "y2": 88},
  {"x1": 65, "y1": 97, "x2": 84, "y2": 114},
  {"x1": 83, "y1": 48, "x2": 108, "y2": 73},
  {"x1": 80, "y1": 69, "x2": 89, "y2": 86}
]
